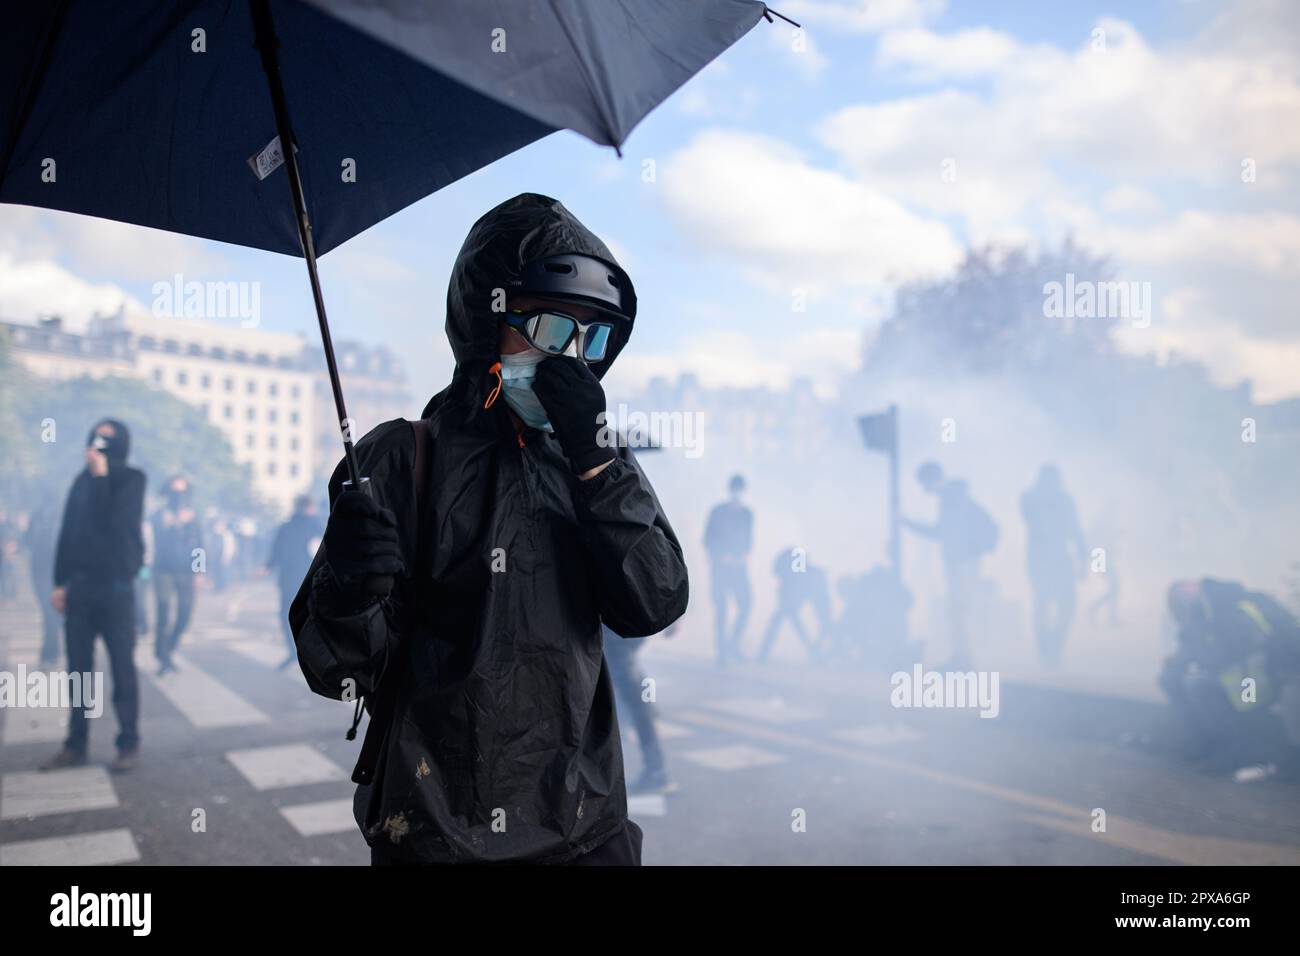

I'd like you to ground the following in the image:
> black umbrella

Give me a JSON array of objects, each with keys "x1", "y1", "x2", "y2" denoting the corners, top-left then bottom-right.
[{"x1": 0, "y1": 0, "x2": 796, "y2": 489}]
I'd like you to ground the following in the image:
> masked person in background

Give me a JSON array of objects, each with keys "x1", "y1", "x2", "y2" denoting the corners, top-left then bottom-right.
[
  {"x1": 151, "y1": 474, "x2": 203, "y2": 675},
  {"x1": 291, "y1": 194, "x2": 688, "y2": 865},
  {"x1": 43, "y1": 419, "x2": 146, "y2": 773}
]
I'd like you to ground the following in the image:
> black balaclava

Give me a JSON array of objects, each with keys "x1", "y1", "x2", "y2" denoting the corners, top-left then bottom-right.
[
  {"x1": 165, "y1": 476, "x2": 190, "y2": 507},
  {"x1": 86, "y1": 418, "x2": 131, "y2": 465}
]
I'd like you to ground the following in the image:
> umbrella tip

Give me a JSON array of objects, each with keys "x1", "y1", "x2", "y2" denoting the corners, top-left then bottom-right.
[{"x1": 762, "y1": 5, "x2": 802, "y2": 29}]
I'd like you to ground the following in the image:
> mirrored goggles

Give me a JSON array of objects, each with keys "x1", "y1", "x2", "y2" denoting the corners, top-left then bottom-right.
[{"x1": 506, "y1": 309, "x2": 615, "y2": 364}]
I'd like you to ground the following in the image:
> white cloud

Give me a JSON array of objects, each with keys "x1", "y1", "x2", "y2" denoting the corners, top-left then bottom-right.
[
  {"x1": 0, "y1": 252, "x2": 142, "y2": 329},
  {"x1": 782, "y1": 0, "x2": 945, "y2": 33},
  {"x1": 660, "y1": 129, "x2": 962, "y2": 298},
  {"x1": 0, "y1": 205, "x2": 226, "y2": 283},
  {"x1": 1101, "y1": 185, "x2": 1162, "y2": 217},
  {"x1": 802, "y1": 9, "x2": 1300, "y2": 397},
  {"x1": 876, "y1": 26, "x2": 1024, "y2": 79}
]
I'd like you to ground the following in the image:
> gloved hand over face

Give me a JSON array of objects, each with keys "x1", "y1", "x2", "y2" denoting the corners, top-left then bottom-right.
[
  {"x1": 323, "y1": 490, "x2": 405, "y2": 600},
  {"x1": 532, "y1": 356, "x2": 615, "y2": 474}
]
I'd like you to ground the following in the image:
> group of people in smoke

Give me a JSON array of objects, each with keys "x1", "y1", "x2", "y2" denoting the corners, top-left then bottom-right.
[
  {"x1": 702, "y1": 462, "x2": 1089, "y2": 672},
  {"x1": 700, "y1": 462, "x2": 1300, "y2": 777}
]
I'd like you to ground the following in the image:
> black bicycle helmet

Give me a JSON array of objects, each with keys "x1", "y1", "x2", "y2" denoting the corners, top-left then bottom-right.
[{"x1": 515, "y1": 253, "x2": 632, "y2": 319}]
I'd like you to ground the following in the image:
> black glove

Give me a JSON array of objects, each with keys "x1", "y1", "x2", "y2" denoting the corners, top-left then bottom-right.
[
  {"x1": 323, "y1": 490, "x2": 404, "y2": 600},
  {"x1": 532, "y1": 356, "x2": 616, "y2": 473}
]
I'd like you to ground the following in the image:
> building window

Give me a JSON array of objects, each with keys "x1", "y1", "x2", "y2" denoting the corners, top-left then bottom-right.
[
  {"x1": 246, "y1": 407, "x2": 256, "y2": 422},
  {"x1": 290, "y1": 463, "x2": 299, "y2": 478},
  {"x1": 152, "y1": 368, "x2": 162, "y2": 383},
  {"x1": 224, "y1": 377, "x2": 234, "y2": 392},
  {"x1": 290, "y1": 384, "x2": 301, "y2": 399},
  {"x1": 200, "y1": 374, "x2": 211, "y2": 389},
  {"x1": 267, "y1": 461, "x2": 277, "y2": 476},
  {"x1": 224, "y1": 405, "x2": 233, "y2": 420},
  {"x1": 290, "y1": 437, "x2": 299, "y2": 451},
  {"x1": 268, "y1": 408, "x2": 278, "y2": 424},
  {"x1": 176, "y1": 370, "x2": 188, "y2": 386},
  {"x1": 245, "y1": 434, "x2": 254, "y2": 449},
  {"x1": 246, "y1": 380, "x2": 257, "y2": 395},
  {"x1": 269, "y1": 382, "x2": 279, "y2": 398},
  {"x1": 290, "y1": 411, "x2": 300, "y2": 425},
  {"x1": 268, "y1": 435, "x2": 278, "y2": 450}
]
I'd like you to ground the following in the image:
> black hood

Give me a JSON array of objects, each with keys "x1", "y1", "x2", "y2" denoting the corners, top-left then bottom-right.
[
  {"x1": 86, "y1": 417, "x2": 131, "y2": 463},
  {"x1": 426, "y1": 193, "x2": 636, "y2": 417}
]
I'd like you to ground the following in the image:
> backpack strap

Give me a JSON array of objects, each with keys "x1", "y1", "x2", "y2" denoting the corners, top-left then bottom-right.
[
  {"x1": 410, "y1": 416, "x2": 431, "y2": 573},
  {"x1": 351, "y1": 417, "x2": 430, "y2": 787}
]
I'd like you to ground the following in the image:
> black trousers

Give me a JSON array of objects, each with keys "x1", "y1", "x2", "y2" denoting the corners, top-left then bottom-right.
[
  {"x1": 64, "y1": 577, "x2": 140, "y2": 754},
  {"x1": 370, "y1": 820, "x2": 643, "y2": 866}
]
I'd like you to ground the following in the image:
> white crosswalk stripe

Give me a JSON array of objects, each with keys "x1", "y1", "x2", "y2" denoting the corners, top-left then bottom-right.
[
  {"x1": 279, "y1": 798, "x2": 356, "y2": 836},
  {"x1": 831, "y1": 724, "x2": 924, "y2": 747},
  {"x1": 1, "y1": 700, "x2": 68, "y2": 745},
  {"x1": 135, "y1": 648, "x2": 269, "y2": 728},
  {"x1": 702, "y1": 696, "x2": 823, "y2": 724},
  {"x1": 627, "y1": 793, "x2": 669, "y2": 818},
  {"x1": 0, "y1": 766, "x2": 120, "y2": 820},
  {"x1": 225, "y1": 743, "x2": 347, "y2": 790},
  {"x1": 225, "y1": 639, "x2": 351, "y2": 706},
  {"x1": 681, "y1": 744, "x2": 786, "y2": 772},
  {"x1": 0, "y1": 828, "x2": 140, "y2": 866}
]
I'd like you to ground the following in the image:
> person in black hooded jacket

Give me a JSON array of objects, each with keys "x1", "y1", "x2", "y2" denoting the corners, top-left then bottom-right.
[
  {"x1": 43, "y1": 418, "x2": 146, "y2": 773},
  {"x1": 291, "y1": 193, "x2": 689, "y2": 865}
]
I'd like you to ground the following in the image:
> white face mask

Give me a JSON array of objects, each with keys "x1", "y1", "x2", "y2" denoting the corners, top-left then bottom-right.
[{"x1": 498, "y1": 349, "x2": 554, "y2": 432}]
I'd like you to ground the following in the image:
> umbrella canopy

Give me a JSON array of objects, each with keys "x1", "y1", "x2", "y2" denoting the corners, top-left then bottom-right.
[
  {"x1": 0, "y1": 0, "x2": 790, "y2": 492},
  {"x1": 0, "y1": 0, "x2": 772, "y2": 256}
]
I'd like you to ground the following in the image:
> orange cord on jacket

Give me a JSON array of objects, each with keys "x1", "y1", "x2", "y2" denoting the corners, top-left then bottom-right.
[{"x1": 484, "y1": 361, "x2": 503, "y2": 409}]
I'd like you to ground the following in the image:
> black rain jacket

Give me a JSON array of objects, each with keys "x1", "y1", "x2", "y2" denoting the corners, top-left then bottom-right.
[
  {"x1": 54, "y1": 420, "x2": 146, "y2": 592},
  {"x1": 290, "y1": 193, "x2": 688, "y2": 863}
]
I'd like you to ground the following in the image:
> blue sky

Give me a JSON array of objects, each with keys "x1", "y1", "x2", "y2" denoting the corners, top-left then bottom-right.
[{"x1": 3, "y1": 0, "x2": 1298, "y2": 403}]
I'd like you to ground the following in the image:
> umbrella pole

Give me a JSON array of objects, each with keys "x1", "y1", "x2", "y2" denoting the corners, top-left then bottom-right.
[{"x1": 250, "y1": 0, "x2": 364, "y2": 492}]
